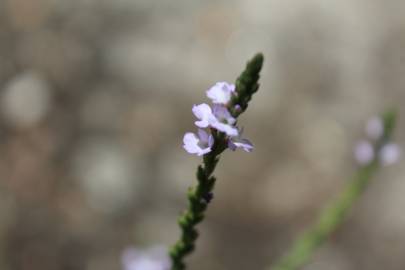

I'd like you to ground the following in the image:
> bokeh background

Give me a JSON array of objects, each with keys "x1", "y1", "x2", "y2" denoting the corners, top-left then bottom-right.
[{"x1": 0, "y1": 0, "x2": 404, "y2": 269}]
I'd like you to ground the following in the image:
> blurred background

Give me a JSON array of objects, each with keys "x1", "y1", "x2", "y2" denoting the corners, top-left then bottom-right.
[{"x1": 0, "y1": 0, "x2": 404, "y2": 269}]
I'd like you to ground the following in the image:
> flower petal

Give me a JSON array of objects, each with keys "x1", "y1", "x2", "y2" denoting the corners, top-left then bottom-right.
[
  {"x1": 366, "y1": 116, "x2": 384, "y2": 140},
  {"x1": 379, "y1": 143, "x2": 401, "y2": 166},
  {"x1": 121, "y1": 246, "x2": 170, "y2": 270},
  {"x1": 197, "y1": 129, "x2": 209, "y2": 144},
  {"x1": 228, "y1": 137, "x2": 253, "y2": 152},
  {"x1": 183, "y1": 133, "x2": 200, "y2": 154},
  {"x1": 211, "y1": 121, "x2": 238, "y2": 136},
  {"x1": 228, "y1": 140, "x2": 237, "y2": 151},
  {"x1": 354, "y1": 140, "x2": 374, "y2": 165},
  {"x1": 192, "y1": 103, "x2": 213, "y2": 128},
  {"x1": 233, "y1": 139, "x2": 254, "y2": 152},
  {"x1": 183, "y1": 132, "x2": 212, "y2": 156},
  {"x1": 206, "y1": 82, "x2": 235, "y2": 104},
  {"x1": 208, "y1": 134, "x2": 214, "y2": 147},
  {"x1": 212, "y1": 105, "x2": 236, "y2": 125}
]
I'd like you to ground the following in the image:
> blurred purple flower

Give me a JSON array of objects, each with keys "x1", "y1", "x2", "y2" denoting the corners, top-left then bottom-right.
[
  {"x1": 206, "y1": 82, "x2": 235, "y2": 104},
  {"x1": 379, "y1": 143, "x2": 401, "y2": 166},
  {"x1": 121, "y1": 246, "x2": 170, "y2": 270},
  {"x1": 366, "y1": 116, "x2": 384, "y2": 140},
  {"x1": 183, "y1": 129, "x2": 214, "y2": 156},
  {"x1": 354, "y1": 140, "x2": 374, "y2": 165},
  {"x1": 355, "y1": 116, "x2": 401, "y2": 166}
]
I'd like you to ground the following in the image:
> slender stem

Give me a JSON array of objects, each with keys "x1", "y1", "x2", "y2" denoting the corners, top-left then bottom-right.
[
  {"x1": 270, "y1": 109, "x2": 397, "y2": 270},
  {"x1": 169, "y1": 136, "x2": 226, "y2": 270},
  {"x1": 169, "y1": 54, "x2": 264, "y2": 270},
  {"x1": 270, "y1": 162, "x2": 378, "y2": 270}
]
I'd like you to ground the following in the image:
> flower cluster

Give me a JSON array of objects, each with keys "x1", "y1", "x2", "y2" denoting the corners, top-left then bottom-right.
[
  {"x1": 183, "y1": 82, "x2": 253, "y2": 156},
  {"x1": 121, "y1": 246, "x2": 171, "y2": 270},
  {"x1": 354, "y1": 116, "x2": 401, "y2": 166}
]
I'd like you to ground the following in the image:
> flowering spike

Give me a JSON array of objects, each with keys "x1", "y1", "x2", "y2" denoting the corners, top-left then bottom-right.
[
  {"x1": 171, "y1": 54, "x2": 263, "y2": 270},
  {"x1": 271, "y1": 109, "x2": 400, "y2": 270}
]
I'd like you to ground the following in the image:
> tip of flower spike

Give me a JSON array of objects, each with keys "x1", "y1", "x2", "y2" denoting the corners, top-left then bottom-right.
[
  {"x1": 245, "y1": 53, "x2": 264, "y2": 77},
  {"x1": 232, "y1": 53, "x2": 264, "y2": 116},
  {"x1": 252, "y1": 52, "x2": 264, "y2": 65}
]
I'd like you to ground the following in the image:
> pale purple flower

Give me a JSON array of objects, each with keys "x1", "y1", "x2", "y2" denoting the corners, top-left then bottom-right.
[
  {"x1": 192, "y1": 103, "x2": 238, "y2": 136},
  {"x1": 183, "y1": 129, "x2": 214, "y2": 156},
  {"x1": 211, "y1": 105, "x2": 238, "y2": 136},
  {"x1": 192, "y1": 103, "x2": 215, "y2": 128},
  {"x1": 379, "y1": 143, "x2": 401, "y2": 166},
  {"x1": 206, "y1": 82, "x2": 235, "y2": 104},
  {"x1": 366, "y1": 116, "x2": 384, "y2": 140},
  {"x1": 121, "y1": 246, "x2": 171, "y2": 270},
  {"x1": 184, "y1": 81, "x2": 254, "y2": 155},
  {"x1": 354, "y1": 140, "x2": 374, "y2": 165},
  {"x1": 228, "y1": 128, "x2": 253, "y2": 152},
  {"x1": 228, "y1": 138, "x2": 253, "y2": 152}
]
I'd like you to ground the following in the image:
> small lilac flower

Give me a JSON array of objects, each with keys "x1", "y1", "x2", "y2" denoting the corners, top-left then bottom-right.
[
  {"x1": 228, "y1": 128, "x2": 253, "y2": 152},
  {"x1": 121, "y1": 246, "x2": 171, "y2": 270},
  {"x1": 206, "y1": 82, "x2": 235, "y2": 104},
  {"x1": 228, "y1": 138, "x2": 254, "y2": 152},
  {"x1": 183, "y1": 129, "x2": 214, "y2": 156},
  {"x1": 379, "y1": 143, "x2": 401, "y2": 166},
  {"x1": 211, "y1": 105, "x2": 238, "y2": 136},
  {"x1": 192, "y1": 103, "x2": 238, "y2": 136},
  {"x1": 366, "y1": 116, "x2": 384, "y2": 140},
  {"x1": 354, "y1": 140, "x2": 374, "y2": 165},
  {"x1": 192, "y1": 103, "x2": 215, "y2": 128}
]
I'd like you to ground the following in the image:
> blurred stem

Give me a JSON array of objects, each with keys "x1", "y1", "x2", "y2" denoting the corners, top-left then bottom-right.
[
  {"x1": 270, "y1": 162, "x2": 378, "y2": 270},
  {"x1": 271, "y1": 109, "x2": 397, "y2": 270},
  {"x1": 169, "y1": 53, "x2": 263, "y2": 270}
]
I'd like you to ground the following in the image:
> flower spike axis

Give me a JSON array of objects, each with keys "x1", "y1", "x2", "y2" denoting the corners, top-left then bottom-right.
[{"x1": 172, "y1": 53, "x2": 264, "y2": 270}]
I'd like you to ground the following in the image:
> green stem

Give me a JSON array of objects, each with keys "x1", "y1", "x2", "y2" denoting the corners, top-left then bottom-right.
[
  {"x1": 169, "y1": 53, "x2": 264, "y2": 270},
  {"x1": 271, "y1": 162, "x2": 378, "y2": 270},
  {"x1": 271, "y1": 109, "x2": 398, "y2": 270},
  {"x1": 169, "y1": 135, "x2": 225, "y2": 270}
]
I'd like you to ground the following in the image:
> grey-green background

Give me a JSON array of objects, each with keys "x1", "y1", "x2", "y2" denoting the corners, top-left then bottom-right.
[{"x1": 0, "y1": 1, "x2": 404, "y2": 269}]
